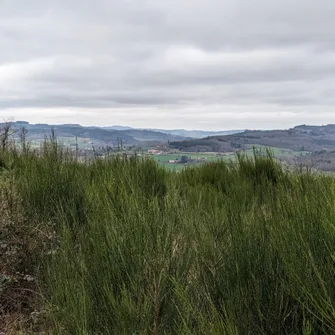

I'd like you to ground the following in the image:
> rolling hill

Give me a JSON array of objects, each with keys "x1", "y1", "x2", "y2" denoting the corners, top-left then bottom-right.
[
  {"x1": 102, "y1": 126, "x2": 244, "y2": 138},
  {"x1": 170, "y1": 124, "x2": 335, "y2": 153},
  {"x1": 6, "y1": 121, "x2": 190, "y2": 148}
]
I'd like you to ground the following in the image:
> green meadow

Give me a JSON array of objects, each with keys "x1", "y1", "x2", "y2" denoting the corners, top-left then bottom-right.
[{"x1": 151, "y1": 146, "x2": 308, "y2": 171}]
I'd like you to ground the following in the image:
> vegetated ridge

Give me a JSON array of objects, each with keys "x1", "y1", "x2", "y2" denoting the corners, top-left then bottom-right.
[
  {"x1": 7, "y1": 121, "x2": 190, "y2": 147},
  {"x1": 170, "y1": 124, "x2": 335, "y2": 153}
]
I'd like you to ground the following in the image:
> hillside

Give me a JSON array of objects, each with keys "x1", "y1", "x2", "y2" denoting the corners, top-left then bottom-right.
[
  {"x1": 6, "y1": 121, "x2": 189, "y2": 148},
  {"x1": 170, "y1": 124, "x2": 335, "y2": 153},
  {"x1": 288, "y1": 150, "x2": 335, "y2": 171}
]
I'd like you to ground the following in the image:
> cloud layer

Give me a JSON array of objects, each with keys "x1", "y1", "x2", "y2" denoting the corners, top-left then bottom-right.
[{"x1": 1, "y1": 0, "x2": 335, "y2": 129}]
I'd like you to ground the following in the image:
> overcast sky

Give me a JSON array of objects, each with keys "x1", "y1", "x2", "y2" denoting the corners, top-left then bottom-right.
[{"x1": 1, "y1": 0, "x2": 335, "y2": 130}]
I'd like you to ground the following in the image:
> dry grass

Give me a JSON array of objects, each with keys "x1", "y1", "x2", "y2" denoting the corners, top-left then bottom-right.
[
  {"x1": 0, "y1": 175, "x2": 52, "y2": 334},
  {"x1": 0, "y1": 312, "x2": 51, "y2": 335}
]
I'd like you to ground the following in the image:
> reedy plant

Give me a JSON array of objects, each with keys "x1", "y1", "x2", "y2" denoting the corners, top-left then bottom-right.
[{"x1": 1, "y1": 141, "x2": 335, "y2": 334}]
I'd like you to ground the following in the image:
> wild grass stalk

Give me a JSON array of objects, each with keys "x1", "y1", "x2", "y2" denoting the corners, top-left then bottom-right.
[{"x1": 1, "y1": 142, "x2": 334, "y2": 334}]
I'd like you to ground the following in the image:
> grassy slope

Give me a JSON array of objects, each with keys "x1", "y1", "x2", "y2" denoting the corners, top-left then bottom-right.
[
  {"x1": 1, "y1": 142, "x2": 335, "y2": 334},
  {"x1": 170, "y1": 125, "x2": 335, "y2": 153}
]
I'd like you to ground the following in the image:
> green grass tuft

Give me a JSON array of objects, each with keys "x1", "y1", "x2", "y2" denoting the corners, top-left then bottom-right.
[{"x1": 1, "y1": 142, "x2": 335, "y2": 334}]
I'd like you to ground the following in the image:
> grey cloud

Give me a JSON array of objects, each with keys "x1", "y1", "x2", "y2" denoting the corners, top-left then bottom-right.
[{"x1": 0, "y1": 0, "x2": 335, "y2": 128}]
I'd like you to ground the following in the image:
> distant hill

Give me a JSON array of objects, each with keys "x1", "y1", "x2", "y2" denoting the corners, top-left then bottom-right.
[
  {"x1": 102, "y1": 125, "x2": 135, "y2": 131},
  {"x1": 5, "y1": 122, "x2": 245, "y2": 149},
  {"x1": 144, "y1": 128, "x2": 244, "y2": 138},
  {"x1": 5, "y1": 122, "x2": 189, "y2": 148},
  {"x1": 7, "y1": 122, "x2": 335, "y2": 155},
  {"x1": 102, "y1": 126, "x2": 244, "y2": 138},
  {"x1": 170, "y1": 124, "x2": 335, "y2": 153}
]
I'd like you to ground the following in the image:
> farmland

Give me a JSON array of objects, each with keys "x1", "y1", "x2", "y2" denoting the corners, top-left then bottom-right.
[{"x1": 148, "y1": 145, "x2": 309, "y2": 171}]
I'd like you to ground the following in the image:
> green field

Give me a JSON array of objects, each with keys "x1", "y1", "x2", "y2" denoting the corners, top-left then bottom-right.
[
  {"x1": 150, "y1": 146, "x2": 309, "y2": 171},
  {"x1": 150, "y1": 152, "x2": 229, "y2": 170}
]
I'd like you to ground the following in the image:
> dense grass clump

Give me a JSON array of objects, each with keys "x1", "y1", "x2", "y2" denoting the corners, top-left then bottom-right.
[{"x1": 1, "y1": 142, "x2": 335, "y2": 334}]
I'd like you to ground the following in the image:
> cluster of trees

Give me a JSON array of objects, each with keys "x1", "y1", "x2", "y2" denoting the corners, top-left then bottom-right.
[{"x1": 0, "y1": 121, "x2": 30, "y2": 153}]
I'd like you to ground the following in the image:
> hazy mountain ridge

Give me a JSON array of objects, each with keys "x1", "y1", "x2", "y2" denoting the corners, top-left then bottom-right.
[
  {"x1": 4, "y1": 122, "x2": 245, "y2": 148},
  {"x1": 142, "y1": 128, "x2": 244, "y2": 138},
  {"x1": 6, "y1": 121, "x2": 190, "y2": 146},
  {"x1": 102, "y1": 126, "x2": 244, "y2": 138}
]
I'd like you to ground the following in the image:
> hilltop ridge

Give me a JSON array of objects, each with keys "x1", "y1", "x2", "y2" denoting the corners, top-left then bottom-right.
[
  {"x1": 170, "y1": 124, "x2": 335, "y2": 153},
  {"x1": 1, "y1": 121, "x2": 243, "y2": 149}
]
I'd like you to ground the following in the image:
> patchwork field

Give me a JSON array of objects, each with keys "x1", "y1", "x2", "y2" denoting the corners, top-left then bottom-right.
[{"x1": 149, "y1": 146, "x2": 309, "y2": 171}]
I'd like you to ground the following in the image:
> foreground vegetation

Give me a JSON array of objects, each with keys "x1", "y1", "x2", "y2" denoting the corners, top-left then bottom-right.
[{"x1": 1, "y1": 138, "x2": 335, "y2": 334}]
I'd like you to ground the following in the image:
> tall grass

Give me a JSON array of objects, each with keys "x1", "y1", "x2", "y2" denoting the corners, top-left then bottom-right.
[{"x1": 1, "y1": 141, "x2": 335, "y2": 334}]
